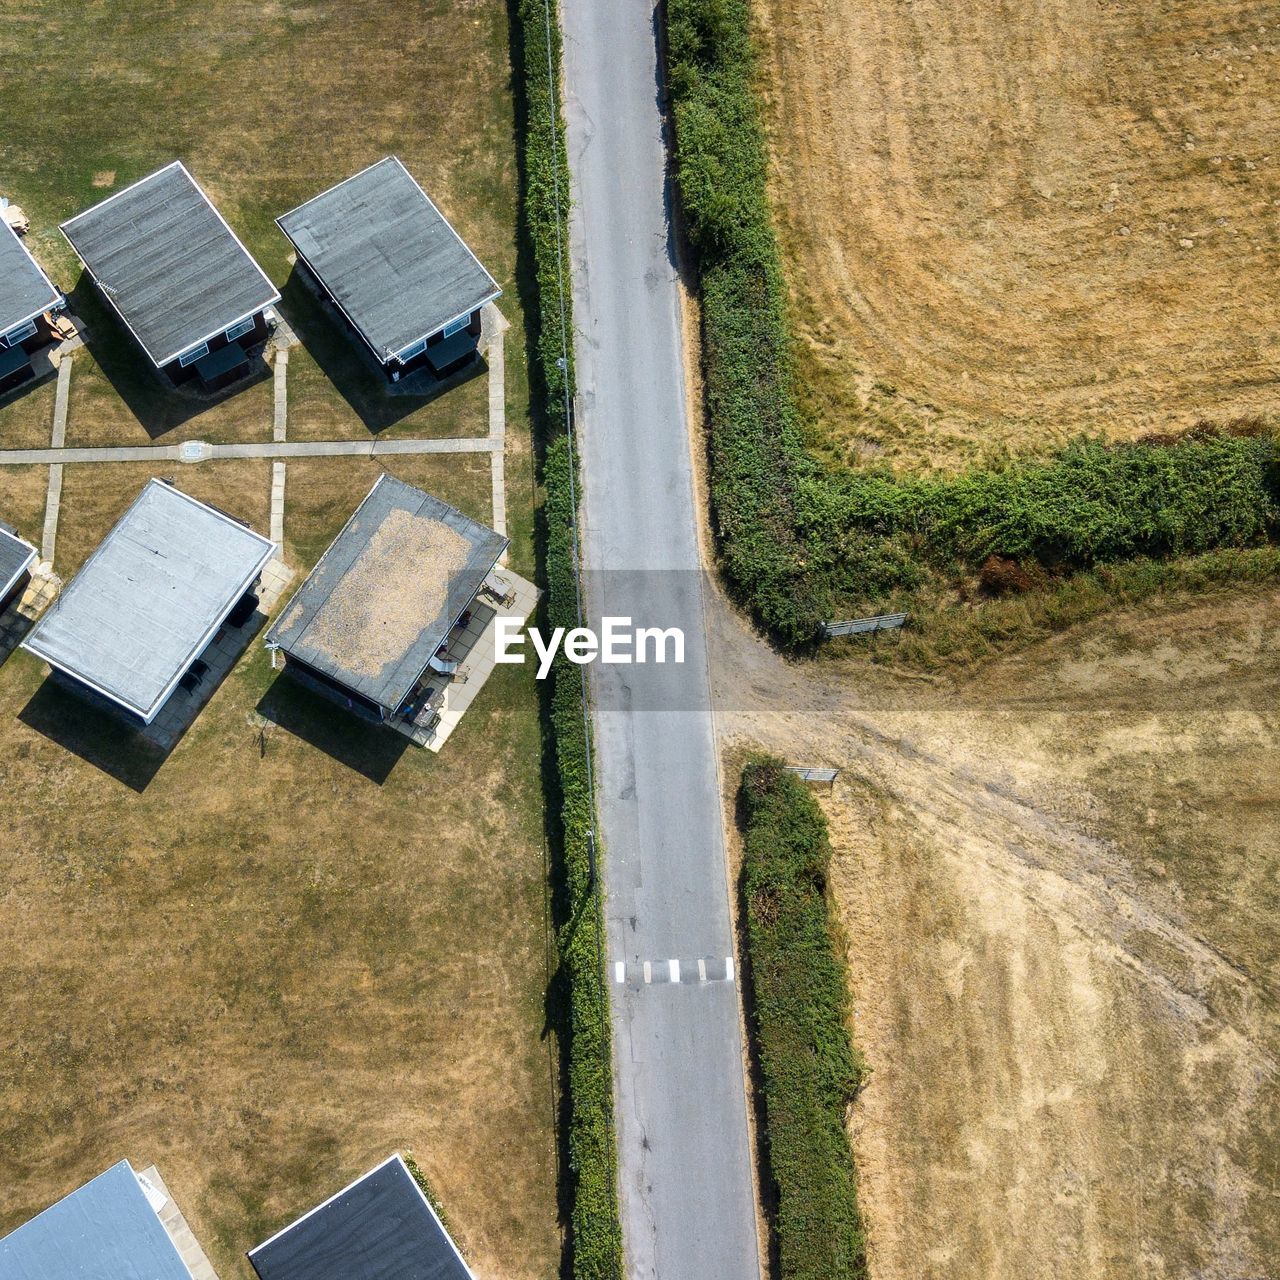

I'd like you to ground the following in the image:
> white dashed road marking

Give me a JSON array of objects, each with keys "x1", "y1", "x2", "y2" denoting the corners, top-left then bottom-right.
[{"x1": 613, "y1": 957, "x2": 737, "y2": 986}]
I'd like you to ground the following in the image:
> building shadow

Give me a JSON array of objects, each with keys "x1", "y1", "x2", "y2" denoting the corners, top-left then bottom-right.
[
  {"x1": 65, "y1": 273, "x2": 271, "y2": 439},
  {"x1": 255, "y1": 672, "x2": 407, "y2": 785},
  {"x1": 16, "y1": 599, "x2": 270, "y2": 791},
  {"x1": 18, "y1": 677, "x2": 165, "y2": 792},
  {"x1": 277, "y1": 268, "x2": 486, "y2": 434},
  {"x1": 0, "y1": 354, "x2": 57, "y2": 410}
]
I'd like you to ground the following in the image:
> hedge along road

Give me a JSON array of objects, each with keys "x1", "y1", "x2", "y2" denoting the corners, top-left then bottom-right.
[{"x1": 561, "y1": 0, "x2": 762, "y2": 1277}]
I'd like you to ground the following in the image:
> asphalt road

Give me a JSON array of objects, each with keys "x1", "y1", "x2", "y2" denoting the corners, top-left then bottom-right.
[{"x1": 561, "y1": 1, "x2": 763, "y2": 1277}]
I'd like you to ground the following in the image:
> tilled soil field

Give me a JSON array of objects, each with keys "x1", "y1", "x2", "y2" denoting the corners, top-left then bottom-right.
[{"x1": 755, "y1": 0, "x2": 1280, "y2": 470}]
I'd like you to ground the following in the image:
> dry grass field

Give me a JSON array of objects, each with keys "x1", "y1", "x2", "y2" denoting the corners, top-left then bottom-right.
[
  {"x1": 0, "y1": 0, "x2": 525, "y2": 453},
  {"x1": 0, "y1": 446, "x2": 558, "y2": 1280},
  {"x1": 754, "y1": 0, "x2": 1280, "y2": 471},
  {"x1": 0, "y1": 3, "x2": 558, "y2": 1277},
  {"x1": 0, "y1": 643, "x2": 556, "y2": 1280},
  {"x1": 712, "y1": 584, "x2": 1280, "y2": 1280}
]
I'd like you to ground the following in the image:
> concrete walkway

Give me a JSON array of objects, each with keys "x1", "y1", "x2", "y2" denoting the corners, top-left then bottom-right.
[
  {"x1": 272, "y1": 347, "x2": 289, "y2": 443},
  {"x1": 0, "y1": 436, "x2": 498, "y2": 465},
  {"x1": 270, "y1": 461, "x2": 286, "y2": 546},
  {"x1": 484, "y1": 304, "x2": 509, "y2": 550},
  {"x1": 40, "y1": 353, "x2": 74, "y2": 563}
]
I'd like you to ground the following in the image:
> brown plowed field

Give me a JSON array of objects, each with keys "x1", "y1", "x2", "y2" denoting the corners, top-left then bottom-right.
[{"x1": 755, "y1": 0, "x2": 1280, "y2": 470}]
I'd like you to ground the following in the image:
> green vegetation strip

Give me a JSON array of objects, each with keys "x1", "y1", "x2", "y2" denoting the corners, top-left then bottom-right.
[
  {"x1": 665, "y1": 0, "x2": 1280, "y2": 649},
  {"x1": 514, "y1": 0, "x2": 624, "y2": 1275},
  {"x1": 739, "y1": 758, "x2": 868, "y2": 1280}
]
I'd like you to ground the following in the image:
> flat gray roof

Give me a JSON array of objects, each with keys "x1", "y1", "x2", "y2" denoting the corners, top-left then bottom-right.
[
  {"x1": 0, "y1": 217, "x2": 61, "y2": 337},
  {"x1": 0, "y1": 1160, "x2": 193, "y2": 1280},
  {"x1": 0, "y1": 522, "x2": 37, "y2": 600},
  {"x1": 61, "y1": 162, "x2": 279, "y2": 366},
  {"x1": 24, "y1": 479, "x2": 274, "y2": 721},
  {"x1": 276, "y1": 157, "x2": 500, "y2": 362},
  {"x1": 266, "y1": 474, "x2": 506, "y2": 714},
  {"x1": 249, "y1": 1155, "x2": 474, "y2": 1280}
]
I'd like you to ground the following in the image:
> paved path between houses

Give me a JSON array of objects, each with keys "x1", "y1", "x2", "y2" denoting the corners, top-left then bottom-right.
[
  {"x1": 270, "y1": 461, "x2": 286, "y2": 547},
  {"x1": 485, "y1": 305, "x2": 509, "y2": 549},
  {"x1": 0, "y1": 436, "x2": 498, "y2": 465},
  {"x1": 563, "y1": 0, "x2": 763, "y2": 1276},
  {"x1": 272, "y1": 347, "x2": 289, "y2": 442},
  {"x1": 40, "y1": 353, "x2": 74, "y2": 564}
]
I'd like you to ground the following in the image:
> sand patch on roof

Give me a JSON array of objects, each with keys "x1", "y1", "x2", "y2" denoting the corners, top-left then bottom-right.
[{"x1": 284, "y1": 507, "x2": 471, "y2": 678}]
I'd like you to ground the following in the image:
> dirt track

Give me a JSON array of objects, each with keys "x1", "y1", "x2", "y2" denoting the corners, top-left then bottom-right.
[
  {"x1": 755, "y1": 0, "x2": 1280, "y2": 469},
  {"x1": 710, "y1": 585, "x2": 1280, "y2": 1278}
]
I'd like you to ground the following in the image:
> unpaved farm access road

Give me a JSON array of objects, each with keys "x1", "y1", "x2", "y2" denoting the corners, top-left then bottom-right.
[{"x1": 710, "y1": 582, "x2": 1280, "y2": 1279}]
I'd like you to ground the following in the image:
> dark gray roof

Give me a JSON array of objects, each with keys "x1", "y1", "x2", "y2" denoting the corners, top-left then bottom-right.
[
  {"x1": 0, "y1": 523, "x2": 37, "y2": 599},
  {"x1": 266, "y1": 474, "x2": 506, "y2": 714},
  {"x1": 24, "y1": 479, "x2": 274, "y2": 721},
  {"x1": 0, "y1": 1161, "x2": 193, "y2": 1280},
  {"x1": 249, "y1": 1155, "x2": 474, "y2": 1280},
  {"x1": 61, "y1": 163, "x2": 279, "y2": 366},
  {"x1": 0, "y1": 217, "x2": 61, "y2": 336},
  {"x1": 276, "y1": 158, "x2": 500, "y2": 362}
]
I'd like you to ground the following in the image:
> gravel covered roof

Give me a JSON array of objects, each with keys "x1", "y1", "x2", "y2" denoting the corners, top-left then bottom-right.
[{"x1": 266, "y1": 473, "x2": 506, "y2": 713}]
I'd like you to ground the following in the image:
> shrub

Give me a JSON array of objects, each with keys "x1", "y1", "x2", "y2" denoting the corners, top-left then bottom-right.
[
  {"x1": 514, "y1": 0, "x2": 622, "y2": 1274},
  {"x1": 664, "y1": 0, "x2": 1280, "y2": 648},
  {"x1": 739, "y1": 758, "x2": 868, "y2": 1280}
]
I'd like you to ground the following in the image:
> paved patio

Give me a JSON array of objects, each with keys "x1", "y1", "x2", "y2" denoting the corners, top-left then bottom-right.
[
  {"x1": 0, "y1": 566, "x2": 59, "y2": 662},
  {"x1": 136, "y1": 1165, "x2": 220, "y2": 1280},
  {"x1": 391, "y1": 565, "x2": 538, "y2": 752}
]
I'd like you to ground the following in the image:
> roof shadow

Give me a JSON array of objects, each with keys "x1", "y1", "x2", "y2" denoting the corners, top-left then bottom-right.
[
  {"x1": 277, "y1": 268, "x2": 486, "y2": 434},
  {"x1": 18, "y1": 676, "x2": 165, "y2": 792},
  {"x1": 0, "y1": 354, "x2": 57, "y2": 411},
  {"x1": 65, "y1": 273, "x2": 271, "y2": 440},
  {"x1": 255, "y1": 672, "x2": 407, "y2": 785}
]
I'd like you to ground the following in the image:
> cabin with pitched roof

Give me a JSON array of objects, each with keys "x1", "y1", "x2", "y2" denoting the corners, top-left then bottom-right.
[
  {"x1": 61, "y1": 163, "x2": 279, "y2": 390},
  {"x1": 277, "y1": 158, "x2": 500, "y2": 381}
]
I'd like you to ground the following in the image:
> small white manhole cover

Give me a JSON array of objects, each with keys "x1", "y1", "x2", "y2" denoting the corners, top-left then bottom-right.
[{"x1": 179, "y1": 441, "x2": 212, "y2": 463}]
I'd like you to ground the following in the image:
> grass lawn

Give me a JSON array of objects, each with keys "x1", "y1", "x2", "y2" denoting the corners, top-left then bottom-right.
[
  {"x1": 0, "y1": 376, "x2": 59, "y2": 451},
  {"x1": 0, "y1": 643, "x2": 556, "y2": 1279},
  {"x1": 54, "y1": 462, "x2": 272, "y2": 578},
  {"x1": 1, "y1": 0, "x2": 526, "y2": 450},
  {"x1": 0, "y1": 466, "x2": 49, "y2": 548},
  {"x1": 0, "y1": 3, "x2": 558, "y2": 1277},
  {"x1": 0, "y1": 445, "x2": 558, "y2": 1279},
  {"x1": 63, "y1": 349, "x2": 275, "y2": 449},
  {"x1": 284, "y1": 454, "x2": 495, "y2": 570}
]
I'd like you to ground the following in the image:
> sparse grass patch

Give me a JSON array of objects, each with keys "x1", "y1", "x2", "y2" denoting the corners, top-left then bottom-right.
[
  {"x1": 0, "y1": 376, "x2": 58, "y2": 450},
  {"x1": 0, "y1": 465, "x2": 49, "y2": 546},
  {"x1": 54, "y1": 461, "x2": 270, "y2": 577}
]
